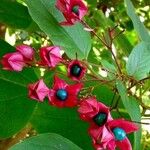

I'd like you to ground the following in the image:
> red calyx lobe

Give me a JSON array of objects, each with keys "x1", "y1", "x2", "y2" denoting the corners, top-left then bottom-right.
[
  {"x1": 68, "y1": 60, "x2": 86, "y2": 81},
  {"x1": 48, "y1": 76, "x2": 83, "y2": 107}
]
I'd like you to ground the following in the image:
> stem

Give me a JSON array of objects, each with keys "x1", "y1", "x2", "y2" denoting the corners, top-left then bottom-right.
[
  {"x1": 130, "y1": 120, "x2": 150, "y2": 125},
  {"x1": 55, "y1": 70, "x2": 67, "y2": 77},
  {"x1": 110, "y1": 89, "x2": 117, "y2": 108},
  {"x1": 86, "y1": 64, "x2": 103, "y2": 80},
  {"x1": 128, "y1": 90, "x2": 150, "y2": 110},
  {"x1": 143, "y1": 114, "x2": 150, "y2": 117},
  {"x1": 87, "y1": 62, "x2": 100, "y2": 67},
  {"x1": 142, "y1": 117, "x2": 150, "y2": 120},
  {"x1": 110, "y1": 95, "x2": 120, "y2": 111},
  {"x1": 81, "y1": 20, "x2": 122, "y2": 75},
  {"x1": 86, "y1": 61, "x2": 116, "y2": 75},
  {"x1": 109, "y1": 47, "x2": 122, "y2": 74},
  {"x1": 101, "y1": 68, "x2": 116, "y2": 75},
  {"x1": 0, "y1": 124, "x2": 32, "y2": 150},
  {"x1": 114, "y1": 109, "x2": 150, "y2": 125},
  {"x1": 128, "y1": 76, "x2": 150, "y2": 90},
  {"x1": 142, "y1": 86, "x2": 150, "y2": 95},
  {"x1": 112, "y1": 29, "x2": 125, "y2": 40},
  {"x1": 80, "y1": 20, "x2": 107, "y2": 47},
  {"x1": 82, "y1": 78, "x2": 115, "y2": 84}
]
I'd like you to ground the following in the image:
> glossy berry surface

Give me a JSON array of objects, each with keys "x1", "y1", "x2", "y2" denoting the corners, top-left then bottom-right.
[
  {"x1": 72, "y1": 6, "x2": 79, "y2": 15},
  {"x1": 93, "y1": 112, "x2": 107, "y2": 126},
  {"x1": 56, "y1": 89, "x2": 68, "y2": 101},
  {"x1": 70, "y1": 64, "x2": 82, "y2": 77},
  {"x1": 113, "y1": 127, "x2": 126, "y2": 141}
]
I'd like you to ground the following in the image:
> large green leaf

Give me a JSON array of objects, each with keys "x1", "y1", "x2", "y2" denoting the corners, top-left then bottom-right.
[
  {"x1": 92, "y1": 85, "x2": 114, "y2": 106},
  {"x1": 124, "y1": 0, "x2": 150, "y2": 42},
  {"x1": 116, "y1": 80, "x2": 141, "y2": 150},
  {"x1": 126, "y1": 42, "x2": 150, "y2": 80},
  {"x1": 30, "y1": 102, "x2": 93, "y2": 150},
  {"x1": 10, "y1": 133, "x2": 82, "y2": 150},
  {"x1": 26, "y1": 0, "x2": 91, "y2": 59},
  {"x1": 0, "y1": 40, "x2": 37, "y2": 138},
  {"x1": 0, "y1": 0, "x2": 36, "y2": 30}
]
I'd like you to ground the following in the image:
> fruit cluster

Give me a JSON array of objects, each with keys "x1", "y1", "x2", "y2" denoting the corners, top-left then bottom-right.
[
  {"x1": 0, "y1": 0, "x2": 139, "y2": 149},
  {"x1": 1, "y1": 43, "x2": 139, "y2": 150}
]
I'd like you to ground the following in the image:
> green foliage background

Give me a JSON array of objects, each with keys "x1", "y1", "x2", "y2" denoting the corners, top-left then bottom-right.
[{"x1": 0, "y1": 0, "x2": 150, "y2": 150}]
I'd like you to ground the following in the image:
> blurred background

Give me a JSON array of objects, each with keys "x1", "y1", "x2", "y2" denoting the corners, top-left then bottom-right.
[{"x1": 0, "y1": 0, "x2": 150, "y2": 149}]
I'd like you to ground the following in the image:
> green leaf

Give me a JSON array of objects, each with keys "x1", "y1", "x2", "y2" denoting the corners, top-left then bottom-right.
[
  {"x1": 100, "y1": 59, "x2": 117, "y2": 80},
  {"x1": 116, "y1": 80, "x2": 141, "y2": 150},
  {"x1": 126, "y1": 42, "x2": 150, "y2": 80},
  {"x1": 116, "y1": 80, "x2": 141, "y2": 122},
  {"x1": 10, "y1": 133, "x2": 82, "y2": 150},
  {"x1": 0, "y1": 40, "x2": 37, "y2": 138},
  {"x1": 26, "y1": 0, "x2": 91, "y2": 59},
  {"x1": 86, "y1": 0, "x2": 97, "y2": 7},
  {"x1": 92, "y1": 85, "x2": 114, "y2": 106},
  {"x1": 101, "y1": 59, "x2": 116, "y2": 72},
  {"x1": 0, "y1": 0, "x2": 37, "y2": 30},
  {"x1": 124, "y1": 0, "x2": 150, "y2": 42},
  {"x1": 0, "y1": 38, "x2": 15, "y2": 55},
  {"x1": 31, "y1": 102, "x2": 93, "y2": 150}
]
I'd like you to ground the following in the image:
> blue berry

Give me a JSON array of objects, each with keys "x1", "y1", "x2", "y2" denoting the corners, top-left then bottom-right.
[
  {"x1": 56, "y1": 89, "x2": 68, "y2": 101},
  {"x1": 72, "y1": 6, "x2": 79, "y2": 15},
  {"x1": 113, "y1": 127, "x2": 126, "y2": 141},
  {"x1": 71, "y1": 64, "x2": 82, "y2": 77},
  {"x1": 93, "y1": 112, "x2": 107, "y2": 126}
]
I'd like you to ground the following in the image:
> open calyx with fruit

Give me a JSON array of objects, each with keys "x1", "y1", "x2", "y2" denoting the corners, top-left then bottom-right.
[{"x1": 0, "y1": 0, "x2": 150, "y2": 150}]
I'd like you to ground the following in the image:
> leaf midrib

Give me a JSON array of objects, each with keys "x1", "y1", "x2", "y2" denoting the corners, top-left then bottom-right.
[{"x1": 0, "y1": 77, "x2": 26, "y2": 87}]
